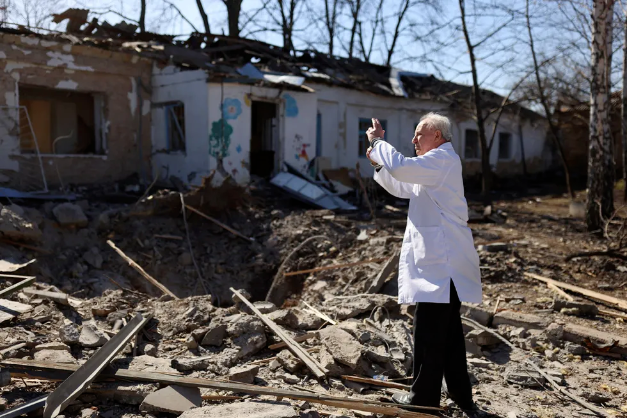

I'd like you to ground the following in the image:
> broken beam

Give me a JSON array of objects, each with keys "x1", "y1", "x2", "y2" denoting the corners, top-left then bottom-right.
[
  {"x1": 2, "y1": 359, "x2": 436, "y2": 418},
  {"x1": 546, "y1": 282, "x2": 574, "y2": 301},
  {"x1": 22, "y1": 289, "x2": 69, "y2": 305},
  {"x1": 341, "y1": 375, "x2": 410, "y2": 390},
  {"x1": 302, "y1": 301, "x2": 337, "y2": 325},
  {"x1": 367, "y1": 250, "x2": 400, "y2": 294},
  {"x1": 184, "y1": 205, "x2": 255, "y2": 243},
  {"x1": 0, "y1": 276, "x2": 36, "y2": 298},
  {"x1": 284, "y1": 258, "x2": 388, "y2": 277},
  {"x1": 269, "y1": 333, "x2": 316, "y2": 350},
  {"x1": 106, "y1": 240, "x2": 178, "y2": 299},
  {"x1": 524, "y1": 272, "x2": 627, "y2": 310},
  {"x1": 230, "y1": 287, "x2": 327, "y2": 380}
]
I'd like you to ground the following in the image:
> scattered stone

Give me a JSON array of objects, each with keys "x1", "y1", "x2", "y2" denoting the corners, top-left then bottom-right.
[
  {"x1": 553, "y1": 300, "x2": 598, "y2": 316},
  {"x1": 300, "y1": 409, "x2": 320, "y2": 418},
  {"x1": 343, "y1": 379, "x2": 368, "y2": 393},
  {"x1": 200, "y1": 322, "x2": 226, "y2": 346},
  {"x1": 233, "y1": 332, "x2": 267, "y2": 359},
  {"x1": 318, "y1": 326, "x2": 363, "y2": 370},
  {"x1": 81, "y1": 408, "x2": 99, "y2": 418},
  {"x1": 562, "y1": 324, "x2": 627, "y2": 354},
  {"x1": 0, "y1": 204, "x2": 42, "y2": 242},
  {"x1": 269, "y1": 359, "x2": 282, "y2": 371},
  {"x1": 0, "y1": 370, "x2": 11, "y2": 387},
  {"x1": 509, "y1": 327, "x2": 527, "y2": 339},
  {"x1": 226, "y1": 315, "x2": 264, "y2": 338},
  {"x1": 543, "y1": 323, "x2": 564, "y2": 346},
  {"x1": 461, "y1": 303, "x2": 493, "y2": 326},
  {"x1": 178, "y1": 252, "x2": 193, "y2": 266},
  {"x1": 33, "y1": 342, "x2": 71, "y2": 352},
  {"x1": 493, "y1": 311, "x2": 548, "y2": 330},
  {"x1": 140, "y1": 385, "x2": 202, "y2": 414},
  {"x1": 583, "y1": 392, "x2": 612, "y2": 404},
  {"x1": 172, "y1": 355, "x2": 213, "y2": 372},
  {"x1": 231, "y1": 289, "x2": 252, "y2": 304},
  {"x1": 82, "y1": 247, "x2": 103, "y2": 269},
  {"x1": 466, "y1": 329, "x2": 501, "y2": 347},
  {"x1": 277, "y1": 349, "x2": 304, "y2": 373},
  {"x1": 34, "y1": 349, "x2": 76, "y2": 364},
  {"x1": 143, "y1": 344, "x2": 157, "y2": 357},
  {"x1": 179, "y1": 400, "x2": 298, "y2": 418},
  {"x1": 267, "y1": 310, "x2": 299, "y2": 328},
  {"x1": 240, "y1": 301, "x2": 277, "y2": 315},
  {"x1": 185, "y1": 334, "x2": 198, "y2": 349},
  {"x1": 277, "y1": 372, "x2": 300, "y2": 384},
  {"x1": 564, "y1": 342, "x2": 587, "y2": 355},
  {"x1": 88, "y1": 382, "x2": 158, "y2": 405},
  {"x1": 467, "y1": 358, "x2": 492, "y2": 369},
  {"x1": 80, "y1": 323, "x2": 109, "y2": 348},
  {"x1": 364, "y1": 345, "x2": 391, "y2": 363},
  {"x1": 52, "y1": 203, "x2": 88, "y2": 227},
  {"x1": 291, "y1": 309, "x2": 325, "y2": 330},
  {"x1": 504, "y1": 366, "x2": 547, "y2": 388},
  {"x1": 228, "y1": 365, "x2": 259, "y2": 384},
  {"x1": 544, "y1": 349, "x2": 558, "y2": 361},
  {"x1": 465, "y1": 339, "x2": 483, "y2": 357}
]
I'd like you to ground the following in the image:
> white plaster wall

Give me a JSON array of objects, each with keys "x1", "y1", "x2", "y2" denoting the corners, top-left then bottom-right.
[
  {"x1": 0, "y1": 82, "x2": 20, "y2": 171},
  {"x1": 206, "y1": 83, "x2": 317, "y2": 184},
  {"x1": 151, "y1": 67, "x2": 209, "y2": 185}
]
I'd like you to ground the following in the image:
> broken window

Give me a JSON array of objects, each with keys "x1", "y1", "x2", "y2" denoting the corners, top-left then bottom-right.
[
  {"x1": 165, "y1": 102, "x2": 186, "y2": 152},
  {"x1": 18, "y1": 86, "x2": 105, "y2": 155},
  {"x1": 358, "y1": 118, "x2": 386, "y2": 157},
  {"x1": 464, "y1": 129, "x2": 480, "y2": 159},
  {"x1": 498, "y1": 132, "x2": 512, "y2": 160}
]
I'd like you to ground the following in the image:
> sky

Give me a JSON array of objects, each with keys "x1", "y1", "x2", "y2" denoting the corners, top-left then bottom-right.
[{"x1": 7, "y1": 0, "x2": 614, "y2": 100}]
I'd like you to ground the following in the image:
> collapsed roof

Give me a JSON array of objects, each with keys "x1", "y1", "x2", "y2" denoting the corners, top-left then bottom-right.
[{"x1": 1, "y1": 9, "x2": 544, "y2": 120}]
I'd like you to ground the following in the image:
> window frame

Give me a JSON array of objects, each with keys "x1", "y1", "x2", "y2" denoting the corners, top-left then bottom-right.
[
  {"x1": 358, "y1": 117, "x2": 387, "y2": 158},
  {"x1": 464, "y1": 128, "x2": 480, "y2": 161},
  {"x1": 498, "y1": 132, "x2": 513, "y2": 161},
  {"x1": 164, "y1": 101, "x2": 186, "y2": 153}
]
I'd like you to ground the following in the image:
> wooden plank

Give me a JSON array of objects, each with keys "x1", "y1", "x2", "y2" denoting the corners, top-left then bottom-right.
[
  {"x1": 284, "y1": 258, "x2": 388, "y2": 277},
  {"x1": 153, "y1": 234, "x2": 183, "y2": 240},
  {"x1": 598, "y1": 308, "x2": 627, "y2": 320},
  {"x1": 367, "y1": 250, "x2": 399, "y2": 293},
  {"x1": 230, "y1": 288, "x2": 327, "y2": 380},
  {"x1": 22, "y1": 289, "x2": 69, "y2": 305},
  {"x1": 0, "y1": 239, "x2": 51, "y2": 255},
  {"x1": 2, "y1": 359, "x2": 437, "y2": 418},
  {"x1": 547, "y1": 283, "x2": 574, "y2": 301},
  {"x1": 106, "y1": 240, "x2": 178, "y2": 299},
  {"x1": 0, "y1": 299, "x2": 33, "y2": 324},
  {"x1": 302, "y1": 301, "x2": 337, "y2": 325},
  {"x1": 341, "y1": 375, "x2": 410, "y2": 390},
  {"x1": 0, "y1": 277, "x2": 36, "y2": 298},
  {"x1": 524, "y1": 272, "x2": 627, "y2": 310},
  {"x1": 184, "y1": 205, "x2": 254, "y2": 243},
  {"x1": 269, "y1": 333, "x2": 316, "y2": 350}
]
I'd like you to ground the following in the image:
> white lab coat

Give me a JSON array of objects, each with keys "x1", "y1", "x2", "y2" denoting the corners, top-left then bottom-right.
[{"x1": 370, "y1": 141, "x2": 482, "y2": 304}]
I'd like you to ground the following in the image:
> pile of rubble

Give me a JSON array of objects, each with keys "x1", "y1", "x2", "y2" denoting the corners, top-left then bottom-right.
[{"x1": 0, "y1": 189, "x2": 626, "y2": 418}]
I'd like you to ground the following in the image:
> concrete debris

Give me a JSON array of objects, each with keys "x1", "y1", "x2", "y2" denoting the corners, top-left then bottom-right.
[
  {"x1": 240, "y1": 301, "x2": 278, "y2": 315},
  {"x1": 143, "y1": 343, "x2": 157, "y2": 356},
  {"x1": 0, "y1": 370, "x2": 10, "y2": 387},
  {"x1": 172, "y1": 355, "x2": 213, "y2": 372},
  {"x1": 492, "y1": 311, "x2": 548, "y2": 330},
  {"x1": 226, "y1": 315, "x2": 265, "y2": 337},
  {"x1": 553, "y1": 299, "x2": 599, "y2": 316},
  {"x1": 140, "y1": 385, "x2": 202, "y2": 414},
  {"x1": 477, "y1": 242, "x2": 509, "y2": 252},
  {"x1": 266, "y1": 309, "x2": 299, "y2": 328},
  {"x1": 52, "y1": 203, "x2": 89, "y2": 228},
  {"x1": 87, "y1": 382, "x2": 159, "y2": 405},
  {"x1": 461, "y1": 303, "x2": 493, "y2": 326},
  {"x1": 33, "y1": 349, "x2": 77, "y2": 364},
  {"x1": 228, "y1": 364, "x2": 259, "y2": 384},
  {"x1": 277, "y1": 372, "x2": 300, "y2": 384},
  {"x1": 201, "y1": 323, "x2": 227, "y2": 346},
  {"x1": 179, "y1": 401, "x2": 298, "y2": 418},
  {"x1": 233, "y1": 331, "x2": 267, "y2": 359},
  {"x1": 80, "y1": 323, "x2": 110, "y2": 347},
  {"x1": 466, "y1": 329, "x2": 501, "y2": 347},
  {"x1": 318, "y1": 326, "x2": 363, "y2": 370},
  {"x1": 82, "y1": 247, "x2": 104, "y2": 269},
  {"x1": 504, "y1": 366, "x2": 547, "y2": 388},
  {"x1": 277, "y1": 349, "x2": 304, "y2": 373},
  {"x1": 0, "y1": 204, "x2": 43, "y2": 242},
  {"x1": 59, "y1": 324, "x2": 81, "y2": 345},
  {"x1": 33, "y1": 342, "x2": 71, "y2": 352}
]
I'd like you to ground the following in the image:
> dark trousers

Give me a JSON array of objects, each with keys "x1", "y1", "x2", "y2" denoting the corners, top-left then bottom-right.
[{"x1": 409, "y1": 281, "x2": 473, "y2": 409}]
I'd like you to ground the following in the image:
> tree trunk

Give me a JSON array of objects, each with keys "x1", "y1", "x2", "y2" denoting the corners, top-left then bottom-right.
[
  {"x1": 459, "y1": 0, "x2": 492, "y2": 195},
  {"x1": 348, "y1": 0, "x2": 361, "y2": 59},
  {"x1": 386, "y1": 0, "x2": 410, "y2": 67},
  {"x1": 196, "y1": 0, "x2": 211, "y2": 35},
  {"x1": 623, "y1": 13, "x2": 627, "y2": 202},
  {"x1": 224, "y1": 0, "x2": 242, "y2": 37},
  {"x1": 278, "y1": 0, "x2": 295, "y2": 53},
  {"x1": 587, "y1": 0, "x2": 615, "y2": 231},
  {"x1": 139, "y1": 0, "x2": 146, "y2": 33},
  {"x1": 525, "y1": 0, "x2": 574, "y2": 198}
]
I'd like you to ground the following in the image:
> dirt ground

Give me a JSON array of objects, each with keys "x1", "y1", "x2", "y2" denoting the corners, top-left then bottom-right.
[{"x1": 0, "y1": 183, "x2": 626, "y2": 418}]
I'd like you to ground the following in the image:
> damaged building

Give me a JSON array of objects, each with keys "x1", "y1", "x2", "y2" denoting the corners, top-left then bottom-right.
[{"x1": 0, "y1": 16, "x2": 550, "y2": 191}]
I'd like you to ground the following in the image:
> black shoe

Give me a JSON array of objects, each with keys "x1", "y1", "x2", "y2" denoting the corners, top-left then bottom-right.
[
  {"x1": 391, "y1": 392, "x2": 413, "y2": 405},
  {"x1": 461, "y1": 404, "x2": 488, "y2": 418}
]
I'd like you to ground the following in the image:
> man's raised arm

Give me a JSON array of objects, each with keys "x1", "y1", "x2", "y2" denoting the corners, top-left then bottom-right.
[{"x1": 369, "y1": 141, "x2": 444, "y2": 186}]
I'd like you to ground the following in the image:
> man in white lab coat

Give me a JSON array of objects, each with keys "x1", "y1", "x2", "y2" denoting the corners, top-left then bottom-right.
[{"x1": 366, "y1": 113, "x2": 483, "y2": 416}]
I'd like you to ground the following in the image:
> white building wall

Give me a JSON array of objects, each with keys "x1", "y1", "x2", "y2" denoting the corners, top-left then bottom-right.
[{"x1": 151, "y1": 66, "x2": 209, "y2": 185}]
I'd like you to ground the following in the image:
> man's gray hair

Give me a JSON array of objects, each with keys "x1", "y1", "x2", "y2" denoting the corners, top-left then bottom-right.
[{"x1": 419, "y1": 112, "x2": 453, "y2": 141}]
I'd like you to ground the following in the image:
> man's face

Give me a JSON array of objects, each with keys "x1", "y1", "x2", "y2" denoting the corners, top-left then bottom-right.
[{"x1": 412, "y1": 122, "x2": 442, "y2": 156}]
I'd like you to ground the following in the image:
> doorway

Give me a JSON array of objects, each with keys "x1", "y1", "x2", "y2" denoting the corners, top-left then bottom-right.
[{"x1": 250, "y1": 101, "x2": 278, "y2": 177}]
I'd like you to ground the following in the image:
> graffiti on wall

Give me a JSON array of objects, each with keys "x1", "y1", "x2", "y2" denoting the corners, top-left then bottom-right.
[
  {"x1": 292, "y1": 133, "x2": 311, "y2": 172},
  {"x1": 284, "y1": 94, "x2": 298, "y2": 117},
  {"x1": 209, "y1": 118, "x2": 232, "y2": 177},
  {"x1": 222, "y1": 98, "x2": 242, "y2": 120}
]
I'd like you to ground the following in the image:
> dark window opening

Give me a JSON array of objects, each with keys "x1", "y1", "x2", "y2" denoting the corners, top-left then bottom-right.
[
  {"x1": 165, "y1": 102, "x2": 185, "y2": 152},
  {"x1": 359, "y1": 118, "x2": 386, "y2": 157},
  {"x1": 498, "y1": 132, "x2": 512, "y2": 160},
  {"x1": 250, "y1": 101, "x2": 277, "y2": 177},
  {"x1": 18, "y1": 85, "x2": 104, "y2": 155},
  {"x1": 464, "y1": 129, "x2": 479, "y2": 159}
]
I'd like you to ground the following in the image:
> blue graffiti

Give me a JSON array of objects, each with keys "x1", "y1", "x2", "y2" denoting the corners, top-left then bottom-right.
[
  {"x1": 284, "y1": 94, "x2": 299, "y2": 118},
  {"x1": 222, "y1": 98, "x2": 242, "y2": 120}
]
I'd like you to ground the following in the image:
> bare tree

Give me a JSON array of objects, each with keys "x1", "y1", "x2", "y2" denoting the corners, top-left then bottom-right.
[
  {"x1": 323, "y1": 0, "x2": 341, "y2": 55},
  {"x1": 525, "y1": 0, "x2": 574, "y2": 198},
  {"x1": 346, "y1": 0, "x2": 362, "y2": 59},
  {"x1": 278, "y1": 0, "x2": 300, "y2": 52},
  {"x1": 139, "y1": 0, "x2": 146, "y2": 33},
  {"x1": 587, "y1": 0, "x2": 616, "y2": 231},
  {"x1": 224, "y1": 0, "x2": 243, "y2": 37},
  {"x1": 196, "y1": 0, "x2": 211, "y2": 35},
  {"x1": 358, "y1": 0, "x2": 384, "y2": 62},
  {"x1": 385, "y1": 0, "x2": 410, "y2": 66}
]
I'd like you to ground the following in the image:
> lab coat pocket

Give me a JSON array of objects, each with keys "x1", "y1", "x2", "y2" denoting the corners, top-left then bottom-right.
[{"x1": 411, "y1": 226, "x2": 448, "y2": 265}]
